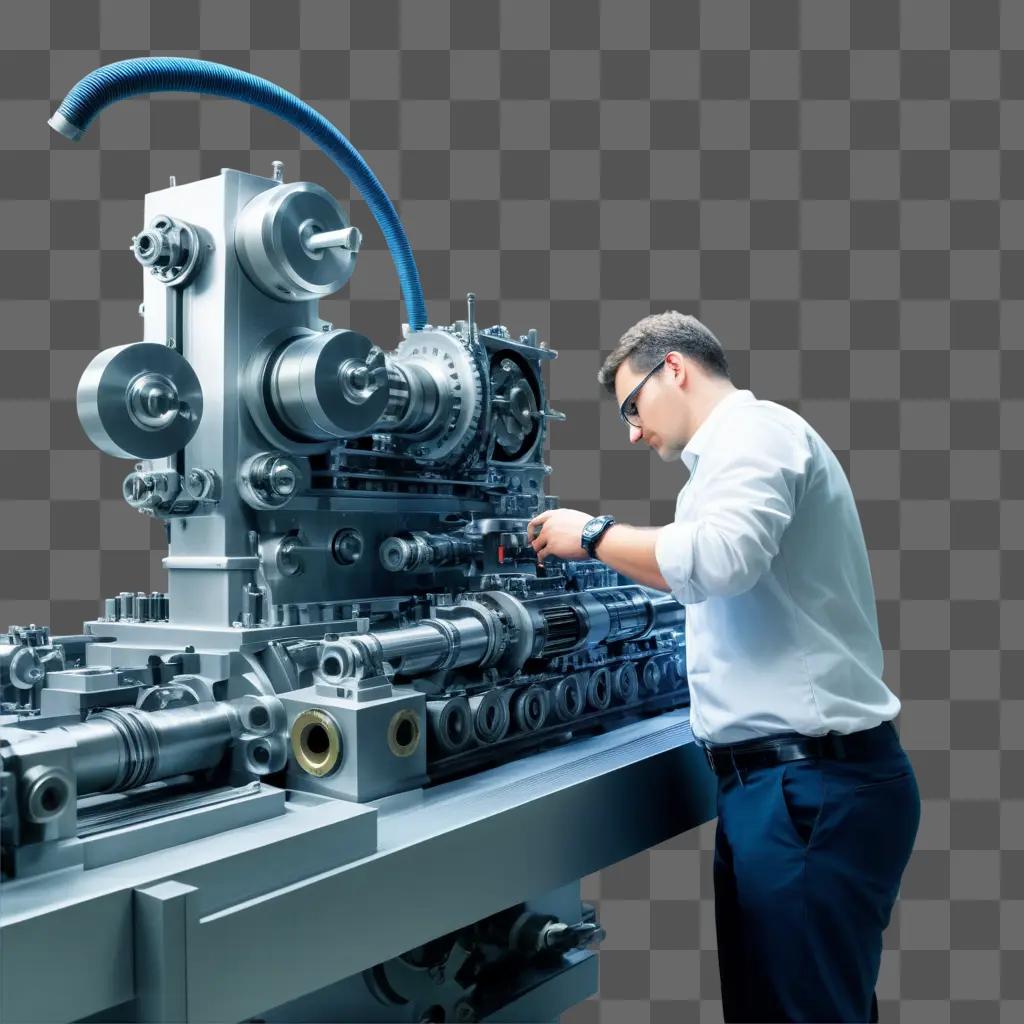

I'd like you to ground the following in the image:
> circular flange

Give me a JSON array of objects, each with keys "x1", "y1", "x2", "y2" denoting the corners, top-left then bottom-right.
[
  {"x1": 76, "y1": 343, "x2": 203, "y2": 460},
  {"x1": 238, "y1": 452, "x2": 306, "y2": 511},
  {"x1": 235, "y1": 182, "x2": 356, "y2": 301},
  {"x1": 132, "y1": 215, "x2": 203, "y2": 286}
]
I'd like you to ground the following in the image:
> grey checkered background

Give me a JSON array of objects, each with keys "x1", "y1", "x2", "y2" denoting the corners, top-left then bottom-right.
[{"x1": 0, "y1": 0, "x2": 1019, "y2": 1020}]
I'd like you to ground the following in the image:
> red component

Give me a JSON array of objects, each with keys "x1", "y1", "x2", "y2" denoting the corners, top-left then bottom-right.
[{"x1": 498, "y1": 544, "x2": 505, "y2": 564}]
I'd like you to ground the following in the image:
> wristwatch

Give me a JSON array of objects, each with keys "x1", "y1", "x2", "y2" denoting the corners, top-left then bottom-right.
[{"x1": 581, "y1": 515, "x2": 617, "y2": 559}]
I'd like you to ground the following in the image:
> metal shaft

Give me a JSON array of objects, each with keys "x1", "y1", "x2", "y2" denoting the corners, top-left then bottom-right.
[
  {"x1": 320, "y1": 586, "x2": 683, "y2": 684},
  {"x1": 305, "y1": 226, "x2": 361, "y2": 252},
  {"x1": 61, "y1": 702, "x2": 240, "y2": 795}
]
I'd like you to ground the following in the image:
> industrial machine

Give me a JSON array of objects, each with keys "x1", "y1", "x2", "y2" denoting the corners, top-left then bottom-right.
[{"x1": 0, "y1": 59, "x2": 715, "y2": 1023}]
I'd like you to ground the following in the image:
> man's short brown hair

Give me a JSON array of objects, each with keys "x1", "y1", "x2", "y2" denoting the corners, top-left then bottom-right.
[{"x1": 596, "y1": 311, "x2": 730, "y2": 396}]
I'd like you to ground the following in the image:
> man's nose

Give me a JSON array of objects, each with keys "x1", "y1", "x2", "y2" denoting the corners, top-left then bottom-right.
[{"x1": 629, "y1": 424, "x2": 643, "y2": 444}]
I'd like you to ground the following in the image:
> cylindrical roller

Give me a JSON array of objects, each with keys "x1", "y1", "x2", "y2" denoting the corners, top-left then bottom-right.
[
  {"x1": 585, "y1": 667, "x2": 612, "y2": 711},
  {"x1": 426, "y1": 696, "x2": 474, "y2": 755},
  {"x1": 77, "y1": 343, "x2": 203, "y2": 459},
  {"x1": 377, "y1": 617, "x2": 490, "y2": 675},
  {"x1": 266, "y1": 329, "x2": 393, "y2": 440},
  {"x1": 649, "y1": 594, "x2": 687, "y2": 633},
  {"x1": 511, "y1": 684, "x2": 549, "y2": 733},
  {"x1": 265, "y1": 328, "x2": 445, "y2": 443},
  {"x1": 536, "y1": 606, "x2": 583, "y2": 657},
  {"x1": 551, "y1": 673, "x2": 585, "y2": 723},
  {"x1": 469, "y1": 689, "x2": 511, "y2": 744},
  {"x1": 379, "y1": 531, "x2": 476, "y2": 573},
  {"x1": 610, "y1": 663, "x2": 639, "y2": 704},
  {"x1": 62, "y1": 701, "x2": 240, "y2": 795}
]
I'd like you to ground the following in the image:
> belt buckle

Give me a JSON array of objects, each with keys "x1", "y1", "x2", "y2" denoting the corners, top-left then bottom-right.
[{"x1": 703, "y1": 743, "x2": 718, "y2": 775}]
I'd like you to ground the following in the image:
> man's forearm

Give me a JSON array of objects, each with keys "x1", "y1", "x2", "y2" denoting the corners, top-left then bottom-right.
[{"x1": 592, "y1": 524, "x2": 670, "y2": 591}]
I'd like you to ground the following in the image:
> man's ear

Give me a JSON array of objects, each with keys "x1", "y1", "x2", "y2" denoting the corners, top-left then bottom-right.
[{"x1": 665, "y1": 351, "x2": 687, "y2": 388}]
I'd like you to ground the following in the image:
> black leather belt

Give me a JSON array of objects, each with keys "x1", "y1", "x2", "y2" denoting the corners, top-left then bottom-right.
[{"x1": 700, "y1": 721, "x2": 897, "y2": 777}]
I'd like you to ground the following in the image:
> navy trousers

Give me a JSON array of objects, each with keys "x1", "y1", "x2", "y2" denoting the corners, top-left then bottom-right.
[{"x1": 712, "y1": 722, "x2": 920, "y2": 1023}]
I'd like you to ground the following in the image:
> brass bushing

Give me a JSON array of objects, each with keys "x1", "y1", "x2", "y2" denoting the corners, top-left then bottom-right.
[
  {"x1": 290, "y1": 708, "x2": 343, "y2": 777},
  {"x1": 387, "y1": 708, "x2": 421, "y2": 758}
]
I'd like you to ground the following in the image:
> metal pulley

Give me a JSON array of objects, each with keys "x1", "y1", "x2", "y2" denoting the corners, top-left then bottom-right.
[
  {"x1": 265, "y1": 329, "x2": 393, "y2": 441},
  {"x1": 235, "y1": 181, "x2": 360, "y2": 301},
  {"x1": 76, "y1": 342, "x2": 203, "y2": 460}
]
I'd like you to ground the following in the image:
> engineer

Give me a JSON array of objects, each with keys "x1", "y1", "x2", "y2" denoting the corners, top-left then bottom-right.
[{"x1": 528, "y1": 311, "x2": 920, "y2": 1023}]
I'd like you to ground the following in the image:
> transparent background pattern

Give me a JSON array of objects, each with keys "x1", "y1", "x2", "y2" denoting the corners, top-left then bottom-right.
[{"x1": 0, "y1": 2, "x2": 1018, "y2": 1021}]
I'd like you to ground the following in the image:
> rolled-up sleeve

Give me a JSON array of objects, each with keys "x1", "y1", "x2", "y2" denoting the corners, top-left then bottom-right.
[{"x1": 655, "y1": 411, "x2": 813, "y2": 605}]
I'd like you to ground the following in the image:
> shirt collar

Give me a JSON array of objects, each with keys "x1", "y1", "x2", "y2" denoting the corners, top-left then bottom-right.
[{"x1": 680, "y1": 389, "x2": 756, "y2": 471}]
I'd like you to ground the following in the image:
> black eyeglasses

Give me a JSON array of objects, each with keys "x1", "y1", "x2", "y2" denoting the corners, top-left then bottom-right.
[{"x1": 618, "y1": 358, "x2": 666, "y2": 428}]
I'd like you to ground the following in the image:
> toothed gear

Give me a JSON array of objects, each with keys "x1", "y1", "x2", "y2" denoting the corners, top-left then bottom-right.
[{"x1": 393, "y1": 328, "x2": 484, "y2": 468}]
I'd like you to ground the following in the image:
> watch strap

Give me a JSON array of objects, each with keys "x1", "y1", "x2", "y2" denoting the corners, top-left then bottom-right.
[{"x1": 582, "y1": 515, "x2": 616, "y2": 558}]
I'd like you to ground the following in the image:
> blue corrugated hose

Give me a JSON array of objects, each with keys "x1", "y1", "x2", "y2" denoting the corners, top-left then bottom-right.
[{"x1": 49, "y1": 57, "x2": 427, "y2": 331}]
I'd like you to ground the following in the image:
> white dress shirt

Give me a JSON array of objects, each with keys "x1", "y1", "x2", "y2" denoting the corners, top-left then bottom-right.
[{"x1": 653, "y1": 388, "x2": 901, "y2": 745}]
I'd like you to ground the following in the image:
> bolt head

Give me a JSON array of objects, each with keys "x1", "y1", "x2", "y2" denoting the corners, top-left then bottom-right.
[{"x1": 268, "y1": 460, "x2": 297, "y2": 497}]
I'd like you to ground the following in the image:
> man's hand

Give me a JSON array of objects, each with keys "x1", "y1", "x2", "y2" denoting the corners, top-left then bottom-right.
[{"x1": 527, "y1": 508, "x2": 593, "y2": 562}]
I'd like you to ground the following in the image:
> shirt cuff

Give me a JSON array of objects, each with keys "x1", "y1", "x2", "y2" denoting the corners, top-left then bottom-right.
[{"x1": 655, "y1": 520, "x2": 696, "y2": 603}]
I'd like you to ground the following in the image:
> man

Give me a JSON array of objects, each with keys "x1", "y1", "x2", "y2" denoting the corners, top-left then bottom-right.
[{"x1": 528, "y1": 311, "x2": 920, "y2": 1023}]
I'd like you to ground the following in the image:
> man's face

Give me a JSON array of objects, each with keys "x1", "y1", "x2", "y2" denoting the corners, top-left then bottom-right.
[{"x1": 613, "y1": 355, "x2": 689, "y2": 462}]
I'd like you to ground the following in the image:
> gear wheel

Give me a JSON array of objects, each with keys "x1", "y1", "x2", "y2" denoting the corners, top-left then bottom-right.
[{"x1": 393, "y1": 328, "x2": 484, "y2": 468}]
